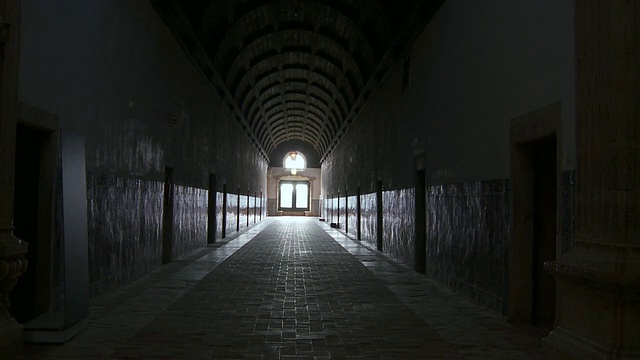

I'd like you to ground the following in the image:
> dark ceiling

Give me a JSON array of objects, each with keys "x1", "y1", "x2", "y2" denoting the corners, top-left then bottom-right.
[{"x1": 151, "y1": 0, "x2": 444, "y2": 165}]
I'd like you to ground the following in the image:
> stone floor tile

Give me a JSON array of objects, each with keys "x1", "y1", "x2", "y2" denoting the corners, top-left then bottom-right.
[{"x1": 19, "y1": 217, "x2": 545, "y2": 359}]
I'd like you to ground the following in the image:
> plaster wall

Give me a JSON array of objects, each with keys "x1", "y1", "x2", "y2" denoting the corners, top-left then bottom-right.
[
  {"x1": 321, "y1": 0, "x2": 575, "y2": 313},
  {"x1": 18, "y1": 0, "x2": 268, "y2": 297},
  {"x1": 322, "y1": 0, "x2": 575, "y2": 193}
]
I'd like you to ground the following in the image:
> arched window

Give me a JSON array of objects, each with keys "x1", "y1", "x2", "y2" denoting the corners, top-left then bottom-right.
[
  {"x1": 279, "y1": 151, "x2": 309, "y2": 211},
  {"x1": 283, "y1": 151, "x2": 306, "y2": 175}
]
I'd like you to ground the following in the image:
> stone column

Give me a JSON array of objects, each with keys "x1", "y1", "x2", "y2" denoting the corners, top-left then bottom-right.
[
  {"x1": 543, "y1": 1, "x2": 640, "y2": 358},
  {"x1": 0, "y1": 0, "x2": 28, "y2": 358}
]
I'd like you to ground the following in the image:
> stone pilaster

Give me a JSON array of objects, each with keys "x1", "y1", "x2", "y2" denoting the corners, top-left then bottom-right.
[
  {"x1": 0, "y1": 0, "x2": 27, "y2": 359},
  {"x1": 543, "y1": 1, "x2": 640, "y2": 358}
]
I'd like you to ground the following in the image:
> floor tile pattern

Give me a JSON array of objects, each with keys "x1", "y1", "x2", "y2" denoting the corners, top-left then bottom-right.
[
  {"x1": 111, "y1": 218, "x2": 457, "y2": 359},
  {"x1": 20, "y1": 217, "x2": 544, "y2": 359},
  {"x1": 322, "y1": 224, "x2": 544, "y2": 360}
]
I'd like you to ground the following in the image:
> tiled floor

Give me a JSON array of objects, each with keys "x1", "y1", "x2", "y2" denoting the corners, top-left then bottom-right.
[{"x1": 20, "y1": 217, "x2": 544, "y2": 359}]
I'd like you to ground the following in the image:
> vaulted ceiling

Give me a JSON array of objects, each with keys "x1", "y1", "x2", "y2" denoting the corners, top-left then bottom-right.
[{"x1": 151, "y1": 0, "x2": 444, "y2": 163}]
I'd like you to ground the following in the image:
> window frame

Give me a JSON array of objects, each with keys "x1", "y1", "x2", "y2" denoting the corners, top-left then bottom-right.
[{"x1": 278, "y1": 180, "x2": 310, "y2": 211}]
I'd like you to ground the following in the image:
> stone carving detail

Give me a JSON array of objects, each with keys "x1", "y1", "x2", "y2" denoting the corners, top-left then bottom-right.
[
  {"x1": 0, "y1": 236, "x2": 28, "y2": 359},
  {"x1": 0, "y1": 256, "x2": 28, "y2": 312}
]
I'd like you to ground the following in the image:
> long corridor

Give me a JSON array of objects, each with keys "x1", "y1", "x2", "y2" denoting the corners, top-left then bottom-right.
[{"x1": 21, "y1": 218, "x2": 543, "y2": 359}]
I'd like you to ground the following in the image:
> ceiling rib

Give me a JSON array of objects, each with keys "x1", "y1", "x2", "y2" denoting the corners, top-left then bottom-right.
[{"x1": 152, "y1": 0, "x2": 444, "y2": 163}]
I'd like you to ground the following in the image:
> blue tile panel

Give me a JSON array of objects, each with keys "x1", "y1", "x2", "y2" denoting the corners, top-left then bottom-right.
[
  {"x1": 382, "y1": 189, "x2": 416, "y2": 268},
  {"x1": 324, "y1": 197, "x2": 331, "y2": 222},
  {"x1": 239, "y1": 195, "x2": 248, "y2": 231},
  {"x1": 322, "y1": 197, "x2": 328, "y2": 221},
  {"x1": 325, "y1": 197, "x2": 331, "y2": 222},
  {"x1": 325, "y1": 190, "x2": 415, "y2": 267},
  {"x1": 338, "y1": 196, "x2": 347, "y2": 230},
  {"x1": 256, "y1": 196, "x2": 262, "y2": 222},
  {"x1": 172, "y1": 185, "x2": 208, "y2": 260},
  {"x1": 360, "y1": 192, "x2": 377, "y2": 249},
  {"x1": 226, "y1": 193, "x2": 238, "y2": 237},
  {"x1": 426, "y1": 179, "x2": 510, "y2": 313},
  {"x1": 215, "y1": 192, "x2": 224, "y2": 240},
  {"x1": 86, "y1": 172, "x2": 163, "y2": 297},
  {"x1": 248, "y1": 196, "x2": 257, "y2": 224},
  {"x1": 260, "y1": 195, "x2": 266, "y2": 220},
  {"x1": 347, "y1": 196, "x2": 358, "y2": 238},
  {"x1": 331, "y1": 197, "x2": 338, "y2": 223},
  {"x1": 254, "y1": 196, "x2": 259, "y2": 222},
  {"x1": 322, "y1": 175, "x2": 575, "y2": 314},
  {"x1": 325, "y1": 197, "x2": 339, "y2": 223},
  {"x1": 323, "y1": 196, "x2": 333, "y2": 222}
]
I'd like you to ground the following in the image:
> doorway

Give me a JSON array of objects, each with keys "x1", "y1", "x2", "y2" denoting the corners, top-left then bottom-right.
[
  {"x1": 10, "y1": 125, "x2": 53, "y2": 324},
  {"x1": 531, "y1": 137, "x2": 557, "y2": 328},
  {"x1": 508, "y1": 102, "x2": 561, "y2": 331}
]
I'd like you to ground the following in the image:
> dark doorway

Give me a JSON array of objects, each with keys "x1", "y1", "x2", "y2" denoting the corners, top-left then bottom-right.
[
  {"x1": 510, "y1": 135, "x2": 558, "y2": 329},
  {"x1": 531, "y1": 137, "x2": 557, "y2": 329},
  {"x1": 414, "y1": 169, "x2": 426, "y2": 274},
  {"x1": 508, "y1": 102, "x2": 560, "y2": 329},
  {"x1": 10, "y1": 125, "x2": 50, "y2": 324}
]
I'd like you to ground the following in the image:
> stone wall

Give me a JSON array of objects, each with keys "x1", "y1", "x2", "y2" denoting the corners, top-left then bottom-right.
[
  {"x1": 18, "y1": 0, "x2": 269, "y2": 298},
  {"x1": 321, "y1": 0, "x2": 575, "y2": 313}
]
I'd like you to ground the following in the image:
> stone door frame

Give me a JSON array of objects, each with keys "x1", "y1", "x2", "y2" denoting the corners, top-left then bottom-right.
[{"x1": 508, "y1": 101, "x2": 563, "y2": 324}]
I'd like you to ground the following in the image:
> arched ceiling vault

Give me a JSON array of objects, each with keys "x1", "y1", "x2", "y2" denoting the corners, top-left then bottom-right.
[{"x1": 151, "y1": 0, "x2": 445, "y2": 163}]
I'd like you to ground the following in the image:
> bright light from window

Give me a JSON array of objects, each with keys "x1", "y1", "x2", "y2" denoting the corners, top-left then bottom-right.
[
  {"x1": 279, "y1": 181, "x2": 309, "y2": 210},
  {"x1": 284, "y1": 151, "x2": 306, "y2": 175},
  {"x1": 280, "y1": 183, "x2": 293, "y2": 208},
  {"x1": 295, "y1": 183, "x2": 308, "y2": 208},
  {"x1": 284, "y1": 155, "x2": 305, "y2": 170}
]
